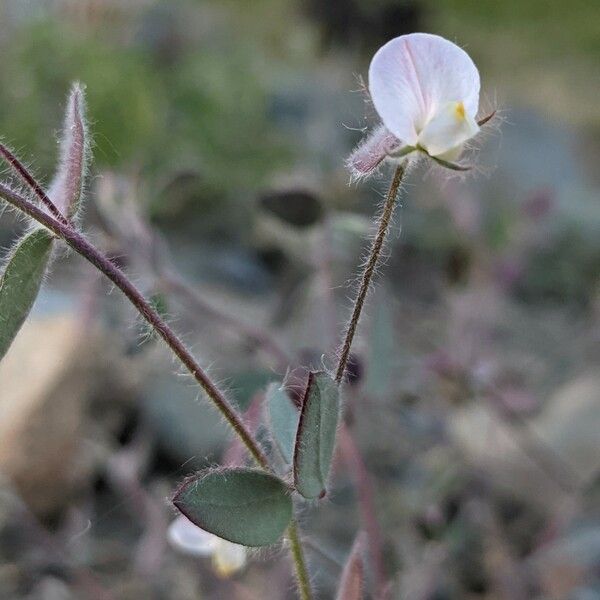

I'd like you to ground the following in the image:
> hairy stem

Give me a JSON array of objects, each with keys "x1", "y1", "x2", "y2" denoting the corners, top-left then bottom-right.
[
  {"x1": 288, "y1": 521, "x2": 312, "y2": 600},
  {"x1": 316, "y1": 216, "x2": 388, "y2": 595},
  {"x1": 334, "y1": 164, "x2": 405, "y2": 384},
  {"x1": 0, "y1": 143, "x2": 70, "y2": 226},
  {"x1": 0, "y1": 183, "x2": 269, "y2": 470},
  {"x1": 160, "y1": 271, "x2": 291, "y2": 372}
]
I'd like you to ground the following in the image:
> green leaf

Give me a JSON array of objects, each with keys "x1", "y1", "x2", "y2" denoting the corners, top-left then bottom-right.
[
  {"x1": 293, "y1": 371, "x2": 340, "y2": 499},
  {"x1": 267, "y1": 382, "x2": 299, "y2": 464},
  {"x1": 173, "y1": 468, "x2": 292, "y2": 547},
  {"x1": 0, "y1": 228, "x2": 53, "y2": 360}
]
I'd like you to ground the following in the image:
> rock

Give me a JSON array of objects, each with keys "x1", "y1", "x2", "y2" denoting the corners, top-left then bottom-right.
[
  {"x1": 0, "y1": 316, "x2": 93, "y2": 517},
  {"x1": 449, "y1": 372, "x2": 600, "y2": 508},
  {"x1": 29, "y1": 577, "x2": 74, "y2": 600},
  {"x1": 534, "y1": 525, "x2": 600, "y2": 598},
  {"x1": 534, "y1": 373, "x2": 600, "y2": 483}
]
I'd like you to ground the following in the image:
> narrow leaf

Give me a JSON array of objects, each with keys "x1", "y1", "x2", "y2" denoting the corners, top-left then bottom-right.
[
  {"x1": 293, "y1": 371, "x2": 340, "y2": 499},
  {"x1": 267, "y1": 382, "x2": 299, "y2": 464},
  {"x1": 173, "y1": 468, "x2": 292, "y2": 547},
  {"x1": 49, "y1": 82, "x2": 89, "y2": 218},
  {"x1": 0, "y1": 229, "x2": 53, "y2": 360},
  {"x1": 336, "y1": 532, "x2": 366, "y2": 600}
]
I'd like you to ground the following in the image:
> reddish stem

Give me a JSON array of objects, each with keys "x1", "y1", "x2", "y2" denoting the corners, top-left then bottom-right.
[
  {"x1": 0, "y1": 142, "x2": 70, "y2": 226},
  {"x1": 161, "y1": 271, "x2": 292, "y2": 372},
  {"x1": 335, "y1": 164, "x2": 405, "y2": 384},
  {"x1": 339, "y1": 424, "x2": 386, "y2": 597},
  {"x1": 0, "y1": 183, "x2": 269, "y2": 470}
]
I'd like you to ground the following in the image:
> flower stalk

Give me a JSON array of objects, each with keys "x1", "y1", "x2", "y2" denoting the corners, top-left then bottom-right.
[{"x1": 334, "y1": 163, "x2": 405, "y2": 384}]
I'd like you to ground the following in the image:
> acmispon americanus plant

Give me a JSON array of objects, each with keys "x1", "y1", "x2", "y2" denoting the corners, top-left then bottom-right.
[{"x1": 0, "y1": 33, "x2": 493, "y2": 600}]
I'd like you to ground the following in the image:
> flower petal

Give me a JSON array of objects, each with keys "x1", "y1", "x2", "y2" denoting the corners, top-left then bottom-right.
[
  {"x1": 168, "y1": 515, "x2": 218, "y2": 557},
  {"x1": 368, "y1": 33, "x2": 480, "y2": 144},
  {"x1": 435, "y1": 143, "x2": 464, "y2": 163},
  {"x1": 212, "y1": 539, "x2": 247, "y2": 577},
  {"x1": 345, "y1": 125, "x2": 402, "y2": 179},
  {"x1": 418, "y1": 101, "x2": 479, "y2": 157}
]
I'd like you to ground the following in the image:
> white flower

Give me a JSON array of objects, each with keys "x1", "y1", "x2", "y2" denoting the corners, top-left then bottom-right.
[
  {"x1": 347, "y1": 33, "x2": 485, "y2": 178},
  {"x1": 168, "y1": 515, "x2": 247, "y2": 577}
]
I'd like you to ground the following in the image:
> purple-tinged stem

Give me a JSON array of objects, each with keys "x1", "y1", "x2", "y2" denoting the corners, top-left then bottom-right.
[
  {"x1": 335, "y1": 164, "x2": 405, "y2": 384},
  {"x1": 0, "y1": 183, "x2": 269, "y2": 470},
  {"x1": 0, "y1": 142, "x2": 70, "y2": 226},
  {"x1": 161, "y1": 271, "x2": 291, "y2": 372},
  {"x1": 339, "y1": 425, "x2": 387, "y2": 597}
]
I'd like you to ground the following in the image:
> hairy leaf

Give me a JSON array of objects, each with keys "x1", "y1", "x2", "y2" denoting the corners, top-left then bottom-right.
[
  {"x1": 49, "y1": 82, "x2": 89, "y2": 218},
  {"x1": 267, "y1": 382, "x2": 299, "y2": 464},
  {"x1": 0, "y1": 229, "x2": 53, "y2": 360},
  {"x1": 293, "y1": 371, "x2": 340, "y2": 499},
  {"x1": 173, "y1": 468, "x2": 292, "y2": 547}
]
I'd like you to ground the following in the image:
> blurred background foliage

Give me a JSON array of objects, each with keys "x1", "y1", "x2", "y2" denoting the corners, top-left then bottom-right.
[
  {"x1": 1, "y1": 0, "x2": 598, "y2": 296},
  {"x1": 0, "y1": 1, "x2": 599, "y2": 598}
]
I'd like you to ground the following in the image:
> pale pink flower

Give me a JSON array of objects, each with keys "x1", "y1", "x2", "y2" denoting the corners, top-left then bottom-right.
[
  {"x1": 348, "y1": 33, "x2": 484, "y2": 178},
  {"x1": 168, "y1": 515, "x2": 247, "y2": 577}
]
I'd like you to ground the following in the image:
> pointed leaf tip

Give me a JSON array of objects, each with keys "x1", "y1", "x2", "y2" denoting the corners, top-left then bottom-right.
[
  {"x1": 173, "y1": 468, "x2": 292, "y2": 547},
  {"x1": 293, "y1": 371, "x2": 340, "y2": 499},
  {"x1": 50, "y1": 82, "x2": 90, "y2": 218},
  {"x1": 0, "y1": 229, "x2": 54, "y2": 361}
]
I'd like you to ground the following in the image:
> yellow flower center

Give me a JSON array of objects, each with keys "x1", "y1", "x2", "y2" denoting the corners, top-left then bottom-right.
[{"x1": 454, "y1": 101, "x2": 466, "y2": 120}]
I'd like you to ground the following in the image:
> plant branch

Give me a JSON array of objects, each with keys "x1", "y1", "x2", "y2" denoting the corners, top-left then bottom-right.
[
  {"x1": 334, "y1": 164, "x2": 405, "y2": 384},
  {"x1": 288, "y1": 520, "x2": 313, "y2": 600},
  {"x1": 315, "y1": 215, "x2": 388, "y2": 596},
  {"x1": 160, "y1": 270, "x2": 292, "y2": 372},
  {"x1": 0, "y1": 183, "x2": 269, "y2": 470},
  {"x1": 0, "y1": 142, "x2": 70, "y2": 226}
]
